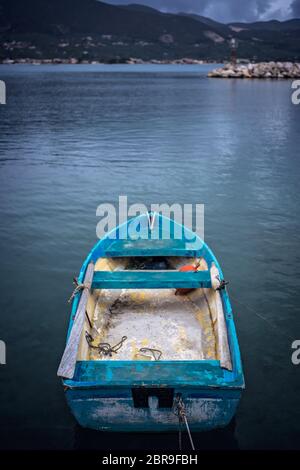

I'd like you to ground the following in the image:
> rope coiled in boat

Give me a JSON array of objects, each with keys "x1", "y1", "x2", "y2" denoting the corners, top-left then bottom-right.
[
  {"x1": 138, "y1": 347, "x2": 162, "y2": 361},
  {"x1": 85, "y1": 331, "x2": 127, "y2": 357}
]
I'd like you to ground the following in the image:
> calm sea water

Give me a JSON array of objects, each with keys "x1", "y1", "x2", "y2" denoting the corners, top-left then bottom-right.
[{"x1": 0, "y1": 64, "x2": 300, "y2": 450}]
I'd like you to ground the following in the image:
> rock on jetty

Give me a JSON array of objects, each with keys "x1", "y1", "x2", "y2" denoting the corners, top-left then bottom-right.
[{"x1": 208, "y1": 62, "x2": 300, "y2": 79}]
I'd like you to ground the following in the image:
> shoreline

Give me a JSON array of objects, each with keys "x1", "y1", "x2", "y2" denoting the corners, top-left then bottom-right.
[{"x1": 0, "y1": 58, "x2": 220, "y2": 66}]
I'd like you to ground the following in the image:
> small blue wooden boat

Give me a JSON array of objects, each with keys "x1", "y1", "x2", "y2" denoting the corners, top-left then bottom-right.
[{"x1": 58, "y1": 213, "x2": 244, "y2": 432}]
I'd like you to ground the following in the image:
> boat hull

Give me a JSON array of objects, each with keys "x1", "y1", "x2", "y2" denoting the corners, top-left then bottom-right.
[
  {"x1": 66, "y1": 387, "x2": 241, "y2": 432},
  {"x1": 59, "y1": 214, "x2": 245, "y2": 432}
]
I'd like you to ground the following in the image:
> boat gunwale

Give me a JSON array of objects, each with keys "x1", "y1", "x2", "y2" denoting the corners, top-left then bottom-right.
[
  {"x1": 63, "y1": 359, "x2": 245, "y2": 390},
  {"x1": 62, "y1": 213, "x2": 245, "y2": 391}
]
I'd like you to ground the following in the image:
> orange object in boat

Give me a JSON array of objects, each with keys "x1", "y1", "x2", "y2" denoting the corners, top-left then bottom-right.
[{"x1": 175, "y1": 264, "x2": 198, "y2": 295}]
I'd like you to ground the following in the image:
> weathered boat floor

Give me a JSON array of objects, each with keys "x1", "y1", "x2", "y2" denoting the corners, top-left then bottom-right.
[{"x1": 89, "y1": 288, "x2": 217, "y2": 361}]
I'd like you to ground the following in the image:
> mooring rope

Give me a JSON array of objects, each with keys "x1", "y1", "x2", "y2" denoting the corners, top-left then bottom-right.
[
  {"x1": 173, "y1": 395, "x2": 195, "y2": 451},
  {"x1": 68, "y1": 277, "x2": 90, "y2": 304}
]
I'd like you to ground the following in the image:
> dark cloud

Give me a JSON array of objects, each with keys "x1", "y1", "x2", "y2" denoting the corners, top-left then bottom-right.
[
  {"x1": 291, "y1": 0, "x2": 300, "y2": 16},
  {"x1": 104, "y1": 0, "x2": 294, "y2": 22}
]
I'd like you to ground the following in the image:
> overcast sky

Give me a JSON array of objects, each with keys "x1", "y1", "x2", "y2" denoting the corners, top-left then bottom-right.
[{"x1": 104, "y1": 0, "x2": 300, "y2": 23}]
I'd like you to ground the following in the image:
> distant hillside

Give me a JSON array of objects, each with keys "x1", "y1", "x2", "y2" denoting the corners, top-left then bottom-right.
[
  {"x1": 229, "y1": 19, "x2": 300, "y2": 31},
  {"x1": 0, "y1": 0, "x2": 299, "y2": 62},
  {"x1": 178, "y1": 12, "x2": 230, "y2": 33},
  {"x1": 124, "y1": 3, "x2": 162, "y2": 15}
]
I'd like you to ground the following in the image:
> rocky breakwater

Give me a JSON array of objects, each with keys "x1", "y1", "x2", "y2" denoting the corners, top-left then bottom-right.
[{"x1": 208, "y1": 62, "x2": 300, "y2": 79}]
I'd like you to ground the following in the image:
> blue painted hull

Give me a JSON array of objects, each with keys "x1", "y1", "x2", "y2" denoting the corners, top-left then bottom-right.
[
  {"x1": 66, "y1": 387, "x2": 241, "y2": 432},
  {"x1": 63, "y1": 358, "x2": 244, "y2": 432}
]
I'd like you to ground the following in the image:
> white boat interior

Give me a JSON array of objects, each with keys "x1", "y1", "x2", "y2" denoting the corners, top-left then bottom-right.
[{"x1": 76, "y1": 256, "x2": 232, "y2": 370}]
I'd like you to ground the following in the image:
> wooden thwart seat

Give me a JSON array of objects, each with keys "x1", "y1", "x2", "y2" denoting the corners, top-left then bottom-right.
[
  {"x1": 92, "y1": 270, "x2": 212, "y2": 289},
  {"x1": 105, "y1": 239, "x2": 199, "y2": 258}
]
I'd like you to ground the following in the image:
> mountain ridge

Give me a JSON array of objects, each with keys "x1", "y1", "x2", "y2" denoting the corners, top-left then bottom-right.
[{"x1": 0, "y1": 0, "x2": 299, "y2": 62}]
